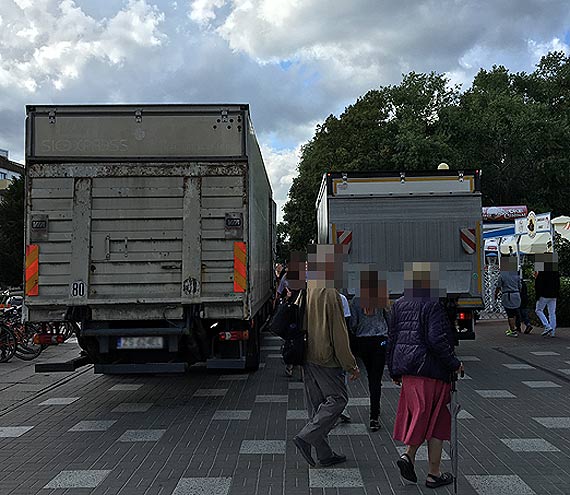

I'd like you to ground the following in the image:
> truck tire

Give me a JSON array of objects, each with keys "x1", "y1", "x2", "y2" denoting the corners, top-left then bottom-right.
[{"x1": 245, "y1": 323, "x2": 260, "y2": 371}]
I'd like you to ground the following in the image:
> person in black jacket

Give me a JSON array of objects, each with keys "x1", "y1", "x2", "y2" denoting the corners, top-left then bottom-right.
[{"x1": 534, "y1": 254, "x2": 561, "y2": 337}]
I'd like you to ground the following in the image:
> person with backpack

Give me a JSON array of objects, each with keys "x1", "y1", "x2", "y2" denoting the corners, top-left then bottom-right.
[{"x1": 349, "y1": 269, "x2": 389, "y2": 432}]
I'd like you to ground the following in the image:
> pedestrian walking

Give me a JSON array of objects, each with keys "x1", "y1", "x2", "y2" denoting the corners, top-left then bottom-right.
[
  {"x1": 535, "y1": 254, "x2": 560, "y2": 337},
  {"x1": 515, "y1": 279, "x2": 533, "y2": 334},
  {"x1": 387, "y1": 262, "x2": 463, "y2": 489},
  {"x1": 294, "y1": 245, "x2": 360, "y2": 468},
  {"x1": 495, "y1": 257, "x2": 522, "y2": 337},
  {"x1": 349, "y1": 269, "x2": 389, "y2": 432}
]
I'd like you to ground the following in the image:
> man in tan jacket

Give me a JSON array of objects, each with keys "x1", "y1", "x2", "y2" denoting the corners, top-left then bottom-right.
[{"x1": 293, "y1": 245, "x2": 360, "y2": 467}]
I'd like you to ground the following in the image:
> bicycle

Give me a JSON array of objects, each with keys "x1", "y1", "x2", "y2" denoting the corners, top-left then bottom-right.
[{"x1": 0, "y1": 323, "x2": 16, "y2": 363}]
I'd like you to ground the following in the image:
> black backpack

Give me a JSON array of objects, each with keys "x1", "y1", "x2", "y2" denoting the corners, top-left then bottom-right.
[{"x1": 269, "y1": 290, "x2": 306, "y2": 365}]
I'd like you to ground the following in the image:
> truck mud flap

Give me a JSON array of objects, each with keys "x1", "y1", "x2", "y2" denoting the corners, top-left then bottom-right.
[
  {"x1": 35, "y1": 355, "x2": 91, "y2": 373},
  {"x1": 94, "y1": 362, "x2": 187, "y2": 374}
]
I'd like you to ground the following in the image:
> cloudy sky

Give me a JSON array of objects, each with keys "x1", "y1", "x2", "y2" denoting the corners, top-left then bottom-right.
[{"x1": 1, "y1": 0, "x2": 569, "y2": 219}]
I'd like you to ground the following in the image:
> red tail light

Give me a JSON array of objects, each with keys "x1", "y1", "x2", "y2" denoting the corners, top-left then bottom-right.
[
  {"x1": 458, "y1": 312, "x2": 472, "y2": 320},
  {"x1": 33, "y1": 334, "x2": 65, "y2": 345},
  {"x1": 218, "y1": 330, "x2": 249, "y2": 341}
]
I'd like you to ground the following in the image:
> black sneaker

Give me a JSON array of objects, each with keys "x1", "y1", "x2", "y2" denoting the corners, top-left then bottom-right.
[
  {"x1": 293, "y1": 436, "x2": 316, "y2": 467},
  {"x1": 319, "y1": 452, "x2": 347, "y2": 467},
  {"x1": 369, "y1": 419, "x2": 381, "y2": 431}
]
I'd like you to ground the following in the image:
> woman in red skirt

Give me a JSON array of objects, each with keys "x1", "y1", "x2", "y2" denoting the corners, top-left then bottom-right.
[{"x1": 387, "y1": 262, "x2": 463, "y2": 489}]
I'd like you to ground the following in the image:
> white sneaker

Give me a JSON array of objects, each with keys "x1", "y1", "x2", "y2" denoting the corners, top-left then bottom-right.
[{"x1": 541, "y1": 328, "x2": 553, "y2": 337}]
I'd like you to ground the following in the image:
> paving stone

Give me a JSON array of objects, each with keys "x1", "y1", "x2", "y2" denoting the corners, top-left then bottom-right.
[
  {"x1": 44, "y1": 470, "x2": 111, "y2": 489},
  {"x1": 172, "y1": 477, "x2": 232, "y2": 495},
  {"x1": 112, "y1": 402, "x2": 153, "y2": 413},
  {"x1": 533, "y1": 417, "x2": 570, "y2": 428},
  {"x1": 109, "y1": 384, "x2": 143, "y2": 391},
  {"x1": 348, "y1": 398, "x2": 369, "y2": 406},
  {"x1": 502, "y1": 363, "x2": 536, "y2": 370},
  {"x1": 465, "y1": 474, "x2": 536, "y2": 495},
  {"x1": 500, "y1": 438, "x2": 560, "y2": 452},
  {"x1": 457, "y1": 409, "x2": 475, "y2": 420},
  {"x1": 557, "y1": 368, "x2": 570, "y2": 375},
  {"x1": 260, "y1": 346, "x2": 281, "y2": 351},
  {"x1": 0, "y1": 426, "x2": 34, "y2": 437},
  {"x1": 193, "y1": 389, "x2": 228, "y2": 397},
  {"x1": 522, "y1": 380, "x2": 561, "y2": 388},
  {"x1": 475, "y1": 390, "x2": 516, "y2": 398},
  {"x1": 258, "y1": 363, "x2": 266, "y2": 368},
  {"x1": 69, "y1": 420, "x2": 117, "y2": 432},
  {"x1": 219, "y1": 375, "x2": 249, "y2": 381},
  {"x1": 288, "y1": 382, "x2": 305, "y2": 390},
  {"x1": 255, "y1": 394, "x2": 288, "y2": 403},
  {"x1": 286, "y1": 410, "x2": 309, "y2": 420},
  {"x1": 330, "y1": 423, "x2": 369, "y2": 435},
  {"x1": 530, "y1": 351, "x2": 560, "y2": 356},
  {"x1": 309, "y1": 468, "x2": 364, "y2": 488},
  {"x1": 266, "y1": 354, "x2": 282, "y2": 358},
  {"x1": 263, "y1": 336, "x2": 282, "y2": 341},
  {"x1": 397, "y1": 445, "x2": 450, "y2": 460},
  {"x1": 381, "y1": 380, "x2": 400, "y2": 388},
  {"x1": 118, "y1": 429, "x2": 166, "y2": 442},
  {"x1": 212, "y1": 410, "x2": 251, "y2": 420},
  {"x1": 38, "y1": 397, "x2": 79, "y2": 406},
  {"x1": 239, "y1": 440, "x2": 286, "y2": 454}
]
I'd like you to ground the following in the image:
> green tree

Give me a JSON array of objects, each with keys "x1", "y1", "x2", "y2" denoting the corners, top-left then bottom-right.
[
  {"x1": 283, "y1": 72, "x2": 459, "y2": 250},
  {"x1": 0, "y1": 176, "x2": 24, "y2": 288}
]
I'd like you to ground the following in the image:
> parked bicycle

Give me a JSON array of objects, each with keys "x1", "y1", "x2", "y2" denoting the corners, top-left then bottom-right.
[{"x1": 0, "y1": 306, "x2": 79, "y2": 363}]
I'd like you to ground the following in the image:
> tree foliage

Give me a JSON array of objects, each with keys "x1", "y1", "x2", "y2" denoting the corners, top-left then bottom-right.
[
  {"x1": 281, "y1": 52, "x2": 570, "y2": 253},
  {"x1": 0, "y1": 176, "x2": 24, "y2": 288}
]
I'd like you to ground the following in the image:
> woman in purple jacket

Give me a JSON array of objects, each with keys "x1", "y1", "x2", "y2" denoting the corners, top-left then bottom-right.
[{"x1": 387, "y1": 262, "x2": 463, "y2": 489}]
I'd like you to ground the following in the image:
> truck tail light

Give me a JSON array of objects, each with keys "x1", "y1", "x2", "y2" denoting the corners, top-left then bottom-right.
[
  {"x1": 33, "y1": 334, "x2": 65, "y2": 345},
  {"x1": 218, "y1": 330, "x2": 249, "y2": 341}
]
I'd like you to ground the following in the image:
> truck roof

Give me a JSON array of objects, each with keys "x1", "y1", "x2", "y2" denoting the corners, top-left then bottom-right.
[{"x1": 317, "y1": 169, "x2": 481, "y2": 208}]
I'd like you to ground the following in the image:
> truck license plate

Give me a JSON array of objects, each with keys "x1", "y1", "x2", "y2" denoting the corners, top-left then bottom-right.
[{"x1": 117, "y1": 337, "x2": 164, "y2": 349}]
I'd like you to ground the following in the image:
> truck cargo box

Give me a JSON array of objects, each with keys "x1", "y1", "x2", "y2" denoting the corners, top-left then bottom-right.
[{"x1": 24, "y1": 104, "x2": 274, "y2": 372}]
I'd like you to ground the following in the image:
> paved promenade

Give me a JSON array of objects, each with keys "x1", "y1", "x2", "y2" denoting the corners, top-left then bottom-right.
[{"x1": 1, "y1": 322, "x2": 569, "y2": 494}]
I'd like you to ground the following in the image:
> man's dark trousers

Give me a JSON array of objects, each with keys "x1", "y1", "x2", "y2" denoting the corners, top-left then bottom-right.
[{"x1": 298, "y1": 362, "x2": 348, "y2": 461}]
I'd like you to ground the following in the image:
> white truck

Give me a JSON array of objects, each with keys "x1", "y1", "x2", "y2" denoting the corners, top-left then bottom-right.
[
  {"x1": 24, "y1": 104, "x2": 275, "y2": 373},
  {"x1": 316, "y1": 170, "x2": 484, "y2": 339}
]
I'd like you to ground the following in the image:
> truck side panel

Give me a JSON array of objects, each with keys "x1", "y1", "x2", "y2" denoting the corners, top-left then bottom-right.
[{"x1": 245, "y1": 118, "x2": 273, "y2": 318}]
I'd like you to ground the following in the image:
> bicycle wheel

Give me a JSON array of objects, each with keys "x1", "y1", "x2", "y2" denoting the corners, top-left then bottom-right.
[
  {"x1": 14, "y1": 323, "x2": 43, "y2": 360},
  {"x1": 0, "y1": 324, "x2": 16, "y2": 363},
  {"x1": 60, "y1": 321, "x2": 79, "y2": 340}
]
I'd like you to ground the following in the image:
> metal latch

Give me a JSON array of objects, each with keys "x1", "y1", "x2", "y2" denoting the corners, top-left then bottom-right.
[
  {"x1": 458, "y1": 170, "x2": 464, "y2": 182},
  {"x1": 48, "y1": 110, "x2": 56, "y2": 124},
  {"x1": 221, "y1": 109, "x2": 229, "y2": 123},
  {"x1": 400, "y1": 172, "x2": 406, "y2": 183},
  {"x1": 134, "y1": 109, "x2": 142, "y2": 123}
]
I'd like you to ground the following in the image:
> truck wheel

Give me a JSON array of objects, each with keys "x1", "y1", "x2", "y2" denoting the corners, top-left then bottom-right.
[{"x1": 245, "y1": 324, "x2": 260, "y2": 371}]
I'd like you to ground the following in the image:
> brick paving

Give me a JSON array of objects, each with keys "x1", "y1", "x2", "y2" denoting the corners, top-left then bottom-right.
[{"x1": 0, "y1": 321, "x2": 569, "y2": 494}]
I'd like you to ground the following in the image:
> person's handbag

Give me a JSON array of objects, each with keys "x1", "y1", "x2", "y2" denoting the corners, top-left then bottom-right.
[{"x1": 278, "y1": 290, "x2": 306, "y2": 365}]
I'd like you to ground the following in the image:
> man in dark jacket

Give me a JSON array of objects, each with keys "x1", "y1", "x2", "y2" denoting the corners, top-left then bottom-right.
[{"x1": 535, "y1": 254, "x2": 561, "y2": 337}]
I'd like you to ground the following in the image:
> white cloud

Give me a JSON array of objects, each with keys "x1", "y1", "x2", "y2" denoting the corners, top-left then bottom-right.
[
  {"x1": 528, "y1": 37, "x2": 570, "y2": 62},
  {"x1": 189, "y1": 0, "x2": 227, "y2": 25},
  {"x1": 0, "y1": 0, "x2": 166, "y2": 93},
  {"x1": 260, "y1": 143, "x2": 301, "y2": 221}
]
